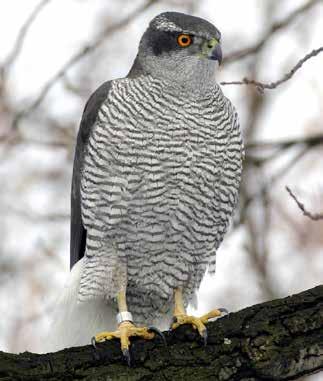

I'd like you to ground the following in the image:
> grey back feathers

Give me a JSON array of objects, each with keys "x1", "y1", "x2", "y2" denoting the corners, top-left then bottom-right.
[
  {"x1": 70, "y1": 11, "x2": 243, "y2": 327},
  {"x1": 70, "y1": 81, "x2": 112, "y2": 269}
]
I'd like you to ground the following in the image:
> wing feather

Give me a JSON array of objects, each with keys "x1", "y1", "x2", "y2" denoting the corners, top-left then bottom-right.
[{"x1": 70, "y1": 81, "x2": 112, "y2": 269}]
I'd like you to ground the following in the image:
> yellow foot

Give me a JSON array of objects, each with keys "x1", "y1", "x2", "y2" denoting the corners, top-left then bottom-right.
[
  {"x1": 171, "y1": 308, "x2": 227, "y2": 345},
  {"x1": 92, "y1": 322, "x2": 164, "y2": 365}
]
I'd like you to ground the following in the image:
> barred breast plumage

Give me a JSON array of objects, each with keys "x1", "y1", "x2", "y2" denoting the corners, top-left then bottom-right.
[{"x1": 78, "y1": 74, "x2": 243, "y2": 325}]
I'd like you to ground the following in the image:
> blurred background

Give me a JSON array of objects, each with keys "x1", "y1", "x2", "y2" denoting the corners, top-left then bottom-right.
[{"x1": 0, "y1": 0, "x2": 322, "y2": 374}]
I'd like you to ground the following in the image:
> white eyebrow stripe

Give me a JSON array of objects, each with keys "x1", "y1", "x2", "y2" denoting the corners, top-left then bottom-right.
[
  {"x1": 152, "y1": 15, "x2": 219, "y2": 40},
  {"x1": 154, "y1": 17, "x2": 182, "y2": 32}
]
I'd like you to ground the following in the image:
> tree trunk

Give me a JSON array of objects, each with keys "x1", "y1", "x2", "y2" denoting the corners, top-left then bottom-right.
[{"x1": 1, "y1": 285, "x2": 322, "y2": 381}]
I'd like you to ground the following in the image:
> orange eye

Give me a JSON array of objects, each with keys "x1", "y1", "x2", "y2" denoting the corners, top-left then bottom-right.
[{"x1": 177, "y1": 34, "x2": 192, "y2": 47}]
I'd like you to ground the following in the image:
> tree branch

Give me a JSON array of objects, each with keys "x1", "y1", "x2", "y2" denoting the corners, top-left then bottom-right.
[
  {"x1": 1, "y1": 286, "x2": 322, "y2": 380},
  {"x1": 221, "y1": 46, "x2": 323, "y2": 92},
  {"x1": 223, "y1": 0, "x2": 323, "y2": 64},
  {"x1": 1, "y1": 0, "x2": 52, "y2": 74},
  {"x1": 286, "y1": 186, "x2": 323, "y2": 220},
  {"x1": 10, "y1": 0, "x2": 158, "y2": 132},
  {"x1": 246, "y1": 133, "x2": 323, "y2": 151}
]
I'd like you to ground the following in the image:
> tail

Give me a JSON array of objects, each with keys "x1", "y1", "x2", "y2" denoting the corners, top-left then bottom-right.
[{"x1": 43, "y1": 258, "x2": 116, "y2": 353}]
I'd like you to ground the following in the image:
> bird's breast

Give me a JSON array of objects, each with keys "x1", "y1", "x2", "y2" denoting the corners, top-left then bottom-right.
[
  {"x1": 80, "y1": 77, "x2": 242, "y2": 311},
  {"x1": 82, "y1": 76, "x2": 242, "y2": 261}
]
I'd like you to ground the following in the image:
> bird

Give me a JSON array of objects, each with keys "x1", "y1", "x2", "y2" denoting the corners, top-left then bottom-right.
[{"x1": 47, "y1": 11, "x2": 243, "y2": 362}]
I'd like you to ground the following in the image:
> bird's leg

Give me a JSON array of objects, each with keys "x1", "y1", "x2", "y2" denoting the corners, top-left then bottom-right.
[
  {"x1": 92, "y1": 289, "x2": 163, "y2": 365},
  {"x1": 171, "y1": 287, "x2": 226, "y2": 345}
]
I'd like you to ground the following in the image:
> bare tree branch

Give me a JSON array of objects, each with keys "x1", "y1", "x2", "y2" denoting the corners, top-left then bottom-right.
[
  {"x1": 239, "y1": 146, "x2": 310, "y2": 231},
  {"x1": 10, "y1": 0, "x2": 158, "y2": 132},
  {"x1": 221, "y1": 46, "x2": 323, "y2": 92},
  {"x1": 223, "y1": 0, "x2": 323, "y2": 64},
  {"x1": 286, "y1": 186, "x2": 323, "y2": 220},
  {"x1": 245, "y1": 133, "x2": 323, "y2": 166},
  {"x1": 1, "y1": 0, "x2": 52, "y2": 74},
  {"x1": 244, "y1": 188, "x2": 276, "y2": 299},
  {"x1": 246, "y1": 133, "x2": 323, "y2": 151}
]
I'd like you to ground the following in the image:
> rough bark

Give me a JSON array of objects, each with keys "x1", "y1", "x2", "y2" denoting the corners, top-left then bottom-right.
[{"x1": 1, "y1": 286, "x2": 322, "y2": 381}]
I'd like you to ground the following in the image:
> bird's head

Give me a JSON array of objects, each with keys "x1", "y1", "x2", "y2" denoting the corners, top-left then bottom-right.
[{"x1": 135, "y1": 12, "x2": 222, "y2": 92}]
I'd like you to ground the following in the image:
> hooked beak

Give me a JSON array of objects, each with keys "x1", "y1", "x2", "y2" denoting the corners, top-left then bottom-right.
[{"x1": 202, "y1": 38, "x2": 222, "y2": 65}]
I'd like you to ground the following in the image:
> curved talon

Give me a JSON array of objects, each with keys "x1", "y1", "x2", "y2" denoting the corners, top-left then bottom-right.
[
  {"x1": 171, "y1": 316, "x2": 178, "y2": 325},
  {"x1": 218, "y1": 307, "x2": 229, "y2": 315},
  {"x1": 171, "y1": 308, "x2": 226, "y2": 345},
  {"x1": 148, "y1": 326, "x2": 167, "y2": 346},
  {"x1": 122, "y1": 348, "x2": 131, "y2": 367},
  {"x1": 92, "y1": 322, "x2": 156, "y2": 366},
  {"x1": 201, "y1": 329, "x2": 208, "y2": 346}
]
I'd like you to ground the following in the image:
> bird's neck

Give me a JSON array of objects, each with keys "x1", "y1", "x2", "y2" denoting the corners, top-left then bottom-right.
[{"x1": 129, "y1": 55, "x2": 219, "y2": 96}]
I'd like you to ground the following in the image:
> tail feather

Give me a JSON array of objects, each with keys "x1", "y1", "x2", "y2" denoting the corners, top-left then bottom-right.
[{"x1": 43, "y1": 258, "x2": 116, "y2": 352}]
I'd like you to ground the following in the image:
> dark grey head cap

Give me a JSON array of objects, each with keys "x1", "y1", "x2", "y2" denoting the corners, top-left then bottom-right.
[{"x1": 149, "y1": 12, "x2": 221, "y2": 41}]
